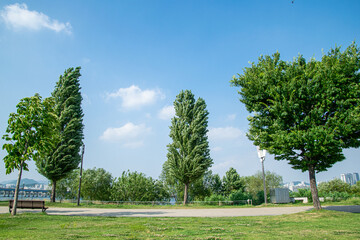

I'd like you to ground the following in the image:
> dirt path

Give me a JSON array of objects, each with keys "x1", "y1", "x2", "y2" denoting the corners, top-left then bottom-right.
[{"x1": 0, "y1": 206, "x2": 313, "y2": 217}]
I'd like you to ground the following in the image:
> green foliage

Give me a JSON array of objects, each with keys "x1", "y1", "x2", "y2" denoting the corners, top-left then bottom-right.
[
  {"x1": 290, "y1": 188, "x2": 313, "y2": 202},
  {"x1": 222, "y1": 167, "x2": 244, "y2": 195},
  {"x1": 188, "y1": 171, "x2": 213, "y2": 201},
  {"x1": 318, "y1": 179, "x2": 352, "y2": 194},
  {"x1": 36, "y1": 67, "x2": 84, "y2": 201},
  {"x1": 228, "y1": 190, "x2": 251, "y2": 202},
  {"x1": 80, "y1": 168, "x2": 113, "y2": 201},
  {"x1": 204, "y1": 194, "x2": 226, "y2": 203},
  {"x1": 208, "y1": 173, "x2": 223, "y2": 195},
  {"x1": 111, "y1": 171, "x2": 170, "y2": 202},
  {"x1": 243, "y1": 171, "x2": 283, "y2": 198},
  {"x1": 231, "y1": 43, "x2": 360, "y2": 172},
  {"x1": 231, "y1": 43, "x2": 360, "y2": 208},
  {"x1": 165, "y1": 90, "x2": 213, "y2": 203},
  {"x1": 2, "y1": 94, "x2": 55, "y2": 174},
  {"x1": 2, "y1": 94, "x2": 55, "y2": 215},
  {"x1": 317, "y1": 179, "x2": 360, "y2": 201},
  {"x1": 352, "y1": 181, "x2": 360, "y2": 195},
  {"x1": 56, "y1": 169, "x2": 79, "y2": 200}
]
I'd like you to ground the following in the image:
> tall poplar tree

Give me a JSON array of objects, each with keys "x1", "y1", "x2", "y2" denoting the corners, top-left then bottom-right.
[
  {"x1": 36, "y1": 67, "x2": 84, "y2": 202},
  {"x1": 165, "y1": 90, "x2": 213, "y2": 204},
  {"x1": 231, "y1": 43, "x2": 360, "y2": 210}
]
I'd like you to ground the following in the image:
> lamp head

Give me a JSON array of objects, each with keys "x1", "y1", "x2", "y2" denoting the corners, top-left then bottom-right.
[{"x1": 256, "y1": 146, "x2": 266, "y2": 159}]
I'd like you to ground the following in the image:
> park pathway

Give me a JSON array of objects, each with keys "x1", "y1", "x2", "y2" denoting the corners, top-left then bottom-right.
[{"x1": 0, "y1": 206, "x2": 314, "y2": 217}]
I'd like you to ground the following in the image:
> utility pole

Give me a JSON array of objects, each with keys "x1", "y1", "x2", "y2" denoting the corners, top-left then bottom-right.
[{"x1": 77, "y1": 144, "x2": 85, "y2": 206}]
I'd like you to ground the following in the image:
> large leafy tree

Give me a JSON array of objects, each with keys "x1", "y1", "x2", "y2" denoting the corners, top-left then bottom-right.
[
  {"x1": 36, "y1": 67, "x2": 84, "y2": 202},
  {"x1": 231, "y1": 43, "x2": 360, "y2": 209},
  {"x1": 2, "y1": 94, "x2": 55, "y2": 215},
  {"x1": 165, "y1": 90, "x2": 213, "y2": 204}
]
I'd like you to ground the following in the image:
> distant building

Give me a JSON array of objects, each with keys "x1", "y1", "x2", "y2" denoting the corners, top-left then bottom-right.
[
  {"x1": 340, "y1": 172, "x2": 359, "y2": 185},
  {"x1": 283, "y1": 181, "x2": 310, "y2": 192},
  {"x1": 353, "y1": 173, "x2": 359, "y2": 184}
]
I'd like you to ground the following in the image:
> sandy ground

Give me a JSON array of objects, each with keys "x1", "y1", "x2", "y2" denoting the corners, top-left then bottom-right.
[{"x1": 1, "y1": 205, "x2": 358, "y2": 217}]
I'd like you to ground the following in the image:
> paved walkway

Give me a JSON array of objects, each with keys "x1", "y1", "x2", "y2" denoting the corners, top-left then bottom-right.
[
  {"x1": 2, "y1": 205, "x2": 358, "y2": 217},
  {"x1": 0, "y1": 206, "x2": 313, "y2": 217}
]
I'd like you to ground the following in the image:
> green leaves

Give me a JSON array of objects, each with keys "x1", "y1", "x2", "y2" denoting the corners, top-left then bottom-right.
[
  {"x1": 166, "y1": 90, "x2": 212, "y2": 185},
  {"x1": 2, "y1": 94, "x2": 55, "y2": 174},
  {"x1": 111, "y1": 170, "x2": 170, "y2": 202},
  {"x1": 232, "y1": 43, "x2": 360, "y2": 173},
  {"x1": 36, "y1": 67, "x2": 84, "y2": 183}
]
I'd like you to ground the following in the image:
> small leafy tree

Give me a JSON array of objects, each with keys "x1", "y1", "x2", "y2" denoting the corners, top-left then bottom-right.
[
  {"x1": 36, "y1": 67, "x2": 84, "y2": 202},
  {"x1": 231, "y1": 43, "x2": 360, "y2": 209},
  {"x1": 222, "y1": 167, "x2": 245, "y2": 195},
  {"x1": 243, "y1": 171, "x2": 283, "y2": 203},
  {"x1": 209, "y1": 173, "x2": 223, "y2": 195},
  {"x1": 165, "y1": 90, "x2": 213, "y2": 204},
  {"x1": 111, "y1": 171, "x2": 169, "y2": 202},
  {"x1": 2, "y1": 94, "x2": 55, "y2": 215}
]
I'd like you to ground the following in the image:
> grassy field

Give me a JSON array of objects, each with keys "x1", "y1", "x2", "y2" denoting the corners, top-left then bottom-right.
[{"x1": 0, "y1": 209, "x2": 359, "y2": 239}]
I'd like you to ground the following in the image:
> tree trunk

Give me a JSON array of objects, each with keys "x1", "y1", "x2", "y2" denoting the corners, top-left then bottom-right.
[
  {"x1": 183, "y1": 183, "x2": 189, "y2": 205},
  {"x1": 12, "y1": 161, "x2": 24, "y2": 216},
  {"x1": 51, "y1": 180, "x2": 56, "y2": 202},
  {"x1": 308, "y1": 164, "x2": 322, "y2": 210}
]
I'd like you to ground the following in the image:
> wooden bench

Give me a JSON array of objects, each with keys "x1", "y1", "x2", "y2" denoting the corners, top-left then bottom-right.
[{"x1": 9, "y1": 200, "x2": 48, "y2": 213}]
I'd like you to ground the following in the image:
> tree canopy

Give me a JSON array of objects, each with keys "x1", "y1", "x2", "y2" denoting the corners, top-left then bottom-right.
[
  {"x1": 222, "y1": 167, "x2": 245, "y2": 195},
  {"x1": 2, "y1": 94, "x2": 55, "y2": 215},
  {"x1": 36, "y1": 67, "x2": 84, "y2": 202},
  {"x1": 81, "y1": 168, "x2": 113, "y2": 201},
  {"x1": 111, "y1": 170, "x2": 170, "y2": 202},
  {"x1": 231, "y1": 43, "x2": 360, "y2": 209},
  {"x1": 165, "y1": 90, "x2": 213, "y2": 204}
]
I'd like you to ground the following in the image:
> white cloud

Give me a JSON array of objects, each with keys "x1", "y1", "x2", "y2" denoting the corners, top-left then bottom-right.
[
  {"x1": 106, "y1": 85, "x2": 164, "y2": 110},
  {"x1": 1, "y1": 3, "x2": 71, "y2": 34},
  {"x1": 211, "y1": 159, "x2": 237, "y2": 172},
  {"x1": 208, "y1": 127, "x2": 244, "y2": 141},
  {"x1": 158, "y1": 105, "x2": 175, "y2": 120},
  {"x1": 227, "y1": 114, "x2": 236, "y2": 121},
  {"x1": 100, "y1": 122, "x2": 151, "y2": 148},
  {"x1": 211, "y1": 146, "x2": 223, "y2": 152}
]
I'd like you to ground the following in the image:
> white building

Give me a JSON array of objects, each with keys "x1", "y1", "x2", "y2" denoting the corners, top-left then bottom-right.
[{"x1": 283, "y1": 181, "x2": 310, "y2": 192}]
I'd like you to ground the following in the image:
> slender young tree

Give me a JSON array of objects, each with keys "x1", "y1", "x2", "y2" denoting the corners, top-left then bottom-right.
[
  {"x1": 165, "y1": 90, "x2": 213, "y2": 204},
  {"x1": 231, "y1": 43, "x2": 360, "y2": 210},
  {"x1": 2, "y1": 94, "x2": 55, "y2": 215},
  {"x1": 36, "y1": 67, "x2": 84, "y2": 202}
]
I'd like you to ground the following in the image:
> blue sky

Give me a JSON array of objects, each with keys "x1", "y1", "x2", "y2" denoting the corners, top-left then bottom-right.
[{"x1": 0, "y1": 0, "x2": 359, "y2": 184}]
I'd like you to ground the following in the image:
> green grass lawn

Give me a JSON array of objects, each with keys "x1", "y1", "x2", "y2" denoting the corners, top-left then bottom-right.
[{"x1": 0, "y1": 210, "x2": 359, "y2": 239}]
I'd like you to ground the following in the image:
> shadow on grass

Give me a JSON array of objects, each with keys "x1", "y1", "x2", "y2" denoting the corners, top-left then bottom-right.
[{"x1": 323, "y1": 205, "x2": 360, "y2": 213}]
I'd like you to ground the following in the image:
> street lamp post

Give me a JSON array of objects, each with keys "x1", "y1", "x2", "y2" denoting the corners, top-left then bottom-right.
[
  {"x1": 256, "y1": 146, "x2": 267, "y2": 204},
  {"x1": 77, "y1": 144, "x2": 85, "y2": 206}
]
